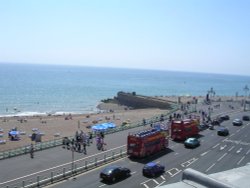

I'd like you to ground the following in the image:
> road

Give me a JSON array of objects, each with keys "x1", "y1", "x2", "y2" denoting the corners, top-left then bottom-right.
[
  {"x1": 0, "y1": 101, "x2": 247, "y2": 188},
  {"x1": 47, "y1": 103, "x2": 250, "y2": 188}
]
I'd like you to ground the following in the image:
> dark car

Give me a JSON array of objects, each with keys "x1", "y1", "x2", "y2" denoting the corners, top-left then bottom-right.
[
  {"x1": 100, "y1": 166, "x2": 131, "y2": 182},
  {"x1": 219, "y1": 115, "x2": 230, "y2": 121},
  {"x1": 142, "y1": 162, "x2": 165, "y2": 177},
  {"x1": 233, "y1": 119, "x2": 243, "y2": 126},
  {"x1": 211, "y1": 119, "x2": 220, "y2": 126},
  {"x1": 198, "y1": 123, "x2": 208, "y2": 131},
  {"x1": 242, "y1": 115, "x2": 250, "y2": 121},
  {"x1": 184, "y1": 138, "x2": 200, "y2": 148},
  {"x1": 217, "y1": 127, "x2": 229, "y2": 136}
]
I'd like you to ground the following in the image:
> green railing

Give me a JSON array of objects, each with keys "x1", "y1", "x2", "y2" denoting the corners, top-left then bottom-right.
[{"x1": 0, "y1": 106, "x2": 179, "y2": 160}]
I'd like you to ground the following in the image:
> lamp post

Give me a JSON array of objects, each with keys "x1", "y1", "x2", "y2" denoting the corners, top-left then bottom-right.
[
  {"x1": 71, "y1": 144, "x2": 75, "y2": 174},
  {"x1": 243, "y1": 85, "x2": 249, "y2": 111}
]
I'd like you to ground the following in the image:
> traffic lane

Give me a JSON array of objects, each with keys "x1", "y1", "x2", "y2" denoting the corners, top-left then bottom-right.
[
  {"x1": 50, "y1": 157, "x2": 144, "y2": 188},
  {"x1": 0, "y1": 123, "x2": 150, "y2": 183}
]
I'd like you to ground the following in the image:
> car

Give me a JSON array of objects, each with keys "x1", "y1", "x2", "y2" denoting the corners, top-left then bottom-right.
[
  {"x1": 142, "y1": 162, "x2": 165, "y2": 177},
  {"x1": 211, "y1": 119, "x2": 220, "y2": 126},
  {"x1": 198, "y1": 123, "x2": 208, "y2": 131},
  {"x1": 184, "y1": 138, "x2": 200, "y2": 148},
  {"x1": 242, "y1": 115, "x2": 250, "y2": 121},
  {"x1": 217, "y1": 127, "x2": 229, "y2": 136},
  {"x1": 100, "y1": 166, "x2": 131, "y2": 182},
  {"x1": 219, "y1": 115, "x2": 230, "y2": 121},
  {"x1": 233, "y1": 119, "x2": 243, "y2": 126}
]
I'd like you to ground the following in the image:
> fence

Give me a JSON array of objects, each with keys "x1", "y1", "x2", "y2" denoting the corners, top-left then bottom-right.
[
  {"x1": 0, "y1": 106, "x2": 179, "y2": 160},
  {"x1": 0, "y1": 145, "x2": 127, "y2": 188}
]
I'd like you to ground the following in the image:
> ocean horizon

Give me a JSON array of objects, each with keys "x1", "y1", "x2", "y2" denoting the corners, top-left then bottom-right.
[{"x1": 0, "y1": 63, "x2": 250, "y2": 117}]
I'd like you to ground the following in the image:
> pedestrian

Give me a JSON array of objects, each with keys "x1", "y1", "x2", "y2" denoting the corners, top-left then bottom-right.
[
  {"x1": 88, "y1": 132, "x2": 93, "y2": 144},
  {"x1": 82, "y1": 137, "x2": 87, "y2": 154}
]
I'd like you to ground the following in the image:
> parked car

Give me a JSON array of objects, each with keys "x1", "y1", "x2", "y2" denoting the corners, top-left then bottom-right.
[
  {"x1": 233, "y1": 119, "x2": 243, "y2": 126},
  {"x1": 142, "y1": 162, "x2": 165, "y2": 177},
  {"x1": 184, "y1": 138, "x2": 200, "y2": 148},
  {"x1": 217, "y1": 127, "x2": 229, "y2": 136},
  {"x1": 100, "y1": 166, "x2": 131, "y2": 182},
  {"x1": 242, "y1": 115, "x2": 250, "y2": 121}
]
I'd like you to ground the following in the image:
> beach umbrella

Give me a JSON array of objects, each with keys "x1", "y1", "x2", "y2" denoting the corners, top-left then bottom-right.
[{"x1": 9, "y1": 131, "x2": 20, "y2": 136}]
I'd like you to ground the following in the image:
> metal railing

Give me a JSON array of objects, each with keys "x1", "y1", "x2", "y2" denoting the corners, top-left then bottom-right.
[
  {"x1": 0, "y1": 146, "x2": 127, "y2": 188},
  {"x1": 0, "y1": 107, "x2": 179, "y2": 160}
]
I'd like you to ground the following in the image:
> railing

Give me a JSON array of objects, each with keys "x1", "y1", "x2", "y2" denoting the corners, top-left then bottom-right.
[
  {"x1": 0, "y1": 146, "x2": 127, "y2": 188},
  {"x1": 0, "y1": 107, "x2": 179, "y2": 160}
]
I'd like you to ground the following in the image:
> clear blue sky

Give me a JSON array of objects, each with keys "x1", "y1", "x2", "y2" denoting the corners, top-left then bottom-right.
[{"x1": 0, "y1": 0, "x2": 249, "y2": 75}]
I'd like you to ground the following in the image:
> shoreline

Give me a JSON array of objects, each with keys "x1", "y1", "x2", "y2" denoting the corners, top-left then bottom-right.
[{"x1": 0, "y1": 95, "x2": 247, "y2": 152}]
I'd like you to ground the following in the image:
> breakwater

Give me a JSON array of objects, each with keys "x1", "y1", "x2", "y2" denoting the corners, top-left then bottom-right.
[{"x1": 115, "y1": 91, "x2": 175, "y2": 109}]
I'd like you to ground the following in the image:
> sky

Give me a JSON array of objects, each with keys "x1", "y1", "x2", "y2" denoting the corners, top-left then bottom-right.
[{"x1": 0, "y1": 0, "x2": 249, "y2": 75}]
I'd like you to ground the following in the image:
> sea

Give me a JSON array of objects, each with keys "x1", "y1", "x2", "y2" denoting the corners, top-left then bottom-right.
[{"x1": 0, "y1": 63, "x2": 250, "y2": 117}]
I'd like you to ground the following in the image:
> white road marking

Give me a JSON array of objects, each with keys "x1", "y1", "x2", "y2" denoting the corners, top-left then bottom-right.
[
  {"x1": 131, "y1": 171, "x2": 136, "y2": 175},
  {"x1": 236, "y1": 129, "x2": 240, "y2": 133},
  {"x1": 236, "y1": 148, "x2": 242, "y2": 154},
  {"x1": 201, "y1": 150, "x2": 210, "y2": 156},
  {"x1": 229, "y1": 133, "x2": 235, "y2": 137},
  {"x1": 99, "y1": 184, "x2": 106, "y2": 187},
  {"x1": 206, "y1": 163, "x2": 216, "y2": 172},
  {"x1": 156, "y1": 181, "x2": 166, "y2": 187},
  {"x1": 212, "y1": 143, "x2": 220, "y2": 149},
  {"x1": 174, "y1": 153, "x2": 179, "y2": 155},
  {"x1": 167, "y1": 168, "x2": 182, "y2": 177},
  {"x1": 161, "y1": 175, "x2": 166, "y2": 180},
  {"x1": 228, "y1": 146, "x2": 235, "y2": 152},
  {"x1": 246, "y1": 149, "x2": 250, "y2": 155},
  {"x1": 220, "y1": 145, "x2": 227, "y2": 150},
  {"x1": 222, "y1": 138, "x2": 228, "y2": 142},
  {"x1": 237, "y1": 156, "x2": 245, "y2": 165},
  {"x1": 153, "y1": 179, "x2": 159, "y2": 185},
  {"x1": 142, "y1": 183, "x2": 150, "y2": 188},
  {"x1": 217, "y1": 153, "x2": 228, "y2": 161},
  {"x1": 181, "y1": 158, "x2": 198, "y2": 168}
]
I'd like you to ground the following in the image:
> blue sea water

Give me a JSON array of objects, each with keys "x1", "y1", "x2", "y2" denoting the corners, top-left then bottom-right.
[{"x1": 0, "y1": 63, "x2": 250, "y2": 117}]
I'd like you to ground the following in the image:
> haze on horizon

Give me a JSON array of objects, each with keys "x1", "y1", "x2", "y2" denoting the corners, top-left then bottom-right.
[{"x1": 0, "y1": 0, "x2": 249, "y2": 76}]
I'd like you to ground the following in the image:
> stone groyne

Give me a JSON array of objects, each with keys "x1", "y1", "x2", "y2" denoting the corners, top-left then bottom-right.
[{"x1": 115, "y1": 91, "x2": 176, "y2": 109}]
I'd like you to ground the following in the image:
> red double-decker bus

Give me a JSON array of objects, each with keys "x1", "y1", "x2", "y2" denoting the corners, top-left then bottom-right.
[
  {"x1": 171, "y1": 119, "x2": 200, "y2": 141},
  {"x1": 127, "y1": 127, "x2": 169, "y2": 158}
]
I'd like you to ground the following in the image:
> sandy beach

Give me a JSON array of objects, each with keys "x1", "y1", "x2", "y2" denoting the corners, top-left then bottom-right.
[
  {"x1": 0, "y1": 95, "x2": 246, "y2": 152},
  {"x1": 0, "y1": 103, "x2": 168, "y2": 152}
]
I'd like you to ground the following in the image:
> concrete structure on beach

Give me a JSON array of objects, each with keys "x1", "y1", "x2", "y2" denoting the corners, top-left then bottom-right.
[{"x1": 115, "y1": 91, "x2": 176, "y2": 109}]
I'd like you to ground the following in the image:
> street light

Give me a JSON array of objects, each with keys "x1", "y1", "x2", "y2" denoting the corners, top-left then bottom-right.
[{"x1": 243, "y1": 85, "x2": 249, "y2": 111}]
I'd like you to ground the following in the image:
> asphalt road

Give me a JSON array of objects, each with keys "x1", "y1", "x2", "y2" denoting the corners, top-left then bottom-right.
[
  {"x1": 47, "y1": 102, "x2": 250, "y2": 188},
  {"x1": 0, "y1": 101, "x2": 247, "y2": 188}
]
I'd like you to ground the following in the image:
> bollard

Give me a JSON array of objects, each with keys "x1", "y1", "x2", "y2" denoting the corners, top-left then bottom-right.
[
  {"x1": 37, "y1": 176, "x2": 40, "y2": 187},
  {"x1": 112, "y1": 152, "x2": 115, "y2": 160},
  {"x1": 104, "y1": 155, "x2": 106, "y2": 163},
  {"x1": 63, "y1": 168, "x2": 66, "y2": 178},
  {"x1": 95, "y1": 158, "x2": 98, "y2": 166},
  {"x1": 120, "y1": 149, "x2": 123, "y2": 157},
  {"x1": 85, "y1": 161, "x2": 88, "y2": 169},
  {"x1": 75, "y1": 164, "x2": 77, "y2": 174},
  {"x1": 51, "y1": 171, "x2": 54, "y2": 183},
  {"x1": 22, "y1": 180, "x2": 25, "y2": 187}
]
